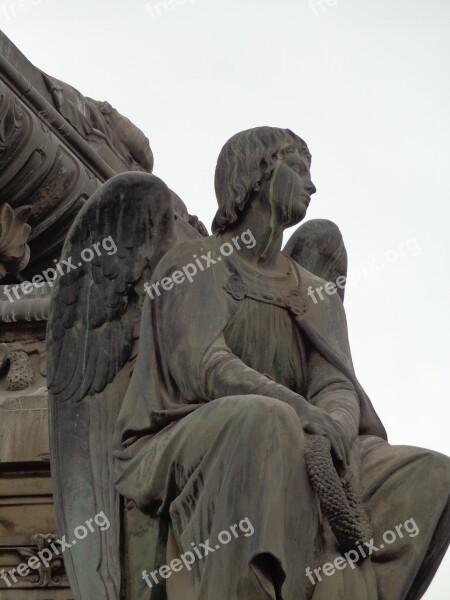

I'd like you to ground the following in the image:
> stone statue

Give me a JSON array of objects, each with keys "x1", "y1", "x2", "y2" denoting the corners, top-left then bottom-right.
[
  {"x1": 0, "y1": 30, "x2": 208, "y2": 598},
  {"x1": 42, "y1": 73, "x2": 154, "y2": 173},
  {"x1": 0, "y1": 29, "x2": 155, "y2": 280},
  {"x1": 47, "y1": 127, "x2": 450, "y2": 600}
]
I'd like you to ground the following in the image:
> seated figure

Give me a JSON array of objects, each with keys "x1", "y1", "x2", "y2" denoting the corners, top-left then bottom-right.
[{"x1": 48, "y1": 127, "x2": 450, "y2": 600}]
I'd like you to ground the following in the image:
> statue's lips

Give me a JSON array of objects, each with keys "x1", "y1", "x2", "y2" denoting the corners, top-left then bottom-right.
[{"x1": 300, "y1": 195, "x2": 311, "y2": 206}]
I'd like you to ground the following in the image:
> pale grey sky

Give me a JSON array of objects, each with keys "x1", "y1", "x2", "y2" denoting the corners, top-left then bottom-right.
[{"x1": 2, "y1": 0, "x2": 449, "y2": 596}]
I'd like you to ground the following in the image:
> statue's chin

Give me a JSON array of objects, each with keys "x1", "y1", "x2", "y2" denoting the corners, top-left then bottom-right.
[{"x1": 284, "y1": 206, "x2": 307, "y2": 230}]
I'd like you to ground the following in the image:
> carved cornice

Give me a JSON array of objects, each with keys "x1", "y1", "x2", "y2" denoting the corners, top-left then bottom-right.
[
  {"x1": 0, "y1": 46, "x2": 115, "y2": 183},
  {"x1": 0, "y1": 284, "x2": 50, "y2": 324}
]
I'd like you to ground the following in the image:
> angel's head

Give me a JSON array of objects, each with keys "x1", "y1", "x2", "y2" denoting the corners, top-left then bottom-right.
[{"x1": 212, "y1": 126, "x2": 315, "y2": 233}]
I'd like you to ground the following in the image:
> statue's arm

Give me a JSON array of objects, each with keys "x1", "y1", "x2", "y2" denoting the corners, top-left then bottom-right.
[
  {"x1": 199, "y1": 334, "x2": 309, "y2": 414},
  {"x1": 151, "y1": 243, "x2": 350, "y2": 463},
  {"x1": 195, "y1": 331, "x2": 351, "y2": 465},
  {"x1": 153, "y1": 246, "x2": 308, "y2": 417},
  {"x1": 306, "y1": 348, "x2": 360, "y2": 443}
]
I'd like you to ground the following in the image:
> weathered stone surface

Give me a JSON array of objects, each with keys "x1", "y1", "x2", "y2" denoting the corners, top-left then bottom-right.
[
  {"x1": 0, "y1": 29, "x2": 208, "y2": 598},
  {"x1": 0, "y1": 280, "x2": 61, "y2": 597},
  {"x1": 0, "y1": 30, "x2": 203, "y2": 600},
  {"x1": 0, "y1": 30, "x2": 153, "y2": 279},
  {"x1": 46, "y1": 127, "x2": 449, "y2": 600},
  {"x1": 1, "y1": 27, "x2": 448, "y2": 600}
]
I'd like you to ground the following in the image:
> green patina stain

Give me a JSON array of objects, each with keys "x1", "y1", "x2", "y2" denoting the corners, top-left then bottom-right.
[{"x1": 260, "y1": 159, "x2": 282, "y2": 260}]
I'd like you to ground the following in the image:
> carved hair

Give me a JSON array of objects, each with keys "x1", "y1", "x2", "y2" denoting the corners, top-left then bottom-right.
[{"x1": 212, "y1": 126, "x2": 311, "y2": 233}]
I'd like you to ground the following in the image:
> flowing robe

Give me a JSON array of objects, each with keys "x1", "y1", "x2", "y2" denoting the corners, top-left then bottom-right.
[{"x1": 113, "y1": 235, "x2": 450, "y2": 600}]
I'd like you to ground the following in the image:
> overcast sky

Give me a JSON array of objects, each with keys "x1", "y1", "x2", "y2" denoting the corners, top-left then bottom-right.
[{"x1": 2, "y1": 0, "x2": 449, "y2": 596}]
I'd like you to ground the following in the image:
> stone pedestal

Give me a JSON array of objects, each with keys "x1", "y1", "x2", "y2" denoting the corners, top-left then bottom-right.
[{"x1": 0, "y1": 284, "x2": 72, "y2": 598}]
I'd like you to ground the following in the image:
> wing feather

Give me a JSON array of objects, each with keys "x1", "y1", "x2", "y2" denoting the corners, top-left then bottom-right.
[
  {"x1": 47, "y1": 172, "x2": 184, "y2": 599},
  {"x1": 284, "y1": 218, "x2": 348, "y2": 300},
  {"x1": 47, "y1": 172, "x2": 176, "y2": 404}
]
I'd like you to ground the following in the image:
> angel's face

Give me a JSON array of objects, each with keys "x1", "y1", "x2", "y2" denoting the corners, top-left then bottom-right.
[{"x1": 263, "y1": 149, "x2": 316, "y2": 229}]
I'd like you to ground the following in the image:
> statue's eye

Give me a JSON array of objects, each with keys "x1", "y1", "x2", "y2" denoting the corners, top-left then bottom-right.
[{"x1": 290, "y1": 163, "x2": 305, "y2": 175}]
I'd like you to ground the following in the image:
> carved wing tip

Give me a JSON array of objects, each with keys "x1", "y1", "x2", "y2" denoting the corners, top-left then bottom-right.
[{"x1": 285, "y1": 218, "x2": 347, "y2": 300}]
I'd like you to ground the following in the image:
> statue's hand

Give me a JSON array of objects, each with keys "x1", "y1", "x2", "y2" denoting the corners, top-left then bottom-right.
[{"x1": 301, "y1": 404, "x2": 351, "y2": 474}]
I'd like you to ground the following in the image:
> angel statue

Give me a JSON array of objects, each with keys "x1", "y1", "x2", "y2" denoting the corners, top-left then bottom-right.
[{"x1": 47, "y1": 127, "x2": 450, "y2": 600}]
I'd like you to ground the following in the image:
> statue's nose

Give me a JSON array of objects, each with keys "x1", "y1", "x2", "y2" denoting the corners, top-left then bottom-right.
[{"x1": 306, "y1": 180, "x2": 317, "y2": 195}]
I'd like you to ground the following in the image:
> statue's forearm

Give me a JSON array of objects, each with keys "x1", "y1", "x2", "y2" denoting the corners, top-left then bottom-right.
[
  {"x1": 307, "y1": 349, "x2": 360, "y2": 439},
  {"x1": 201, "y1": 342, "x2": 309, "y2": 417},
  {"x1": 314, "y1": 386, "x2": 360, "y2": 442}
]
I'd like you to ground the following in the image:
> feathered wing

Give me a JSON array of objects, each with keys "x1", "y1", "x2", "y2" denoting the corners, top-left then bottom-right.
[
  {"x1": 284, "y1": 218, "x2": 347, "y2": 300},
  {"x1": 47, "y1": 172, "x2": 199, "y2": 599}
]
